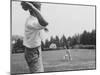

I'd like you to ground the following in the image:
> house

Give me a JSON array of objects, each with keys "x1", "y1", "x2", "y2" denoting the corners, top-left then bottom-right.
[{"x1": 49, "y1": 43, "x2": 57, "y2": 49}]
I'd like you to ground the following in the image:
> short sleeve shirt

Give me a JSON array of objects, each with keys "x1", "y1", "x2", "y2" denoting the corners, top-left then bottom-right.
[{"x1": 23, "y1": 16, "x2": 46, "y2": 48}]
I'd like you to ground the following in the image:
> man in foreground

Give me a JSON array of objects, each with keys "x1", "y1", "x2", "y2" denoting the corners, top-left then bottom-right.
[{"x1": 21, "y1": 1, "x2": 48, "y2": 73}]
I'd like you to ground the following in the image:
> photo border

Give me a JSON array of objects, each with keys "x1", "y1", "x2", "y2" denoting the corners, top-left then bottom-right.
[{"x1": 10, "y1": 0, "x2": 96, "y2": 74}]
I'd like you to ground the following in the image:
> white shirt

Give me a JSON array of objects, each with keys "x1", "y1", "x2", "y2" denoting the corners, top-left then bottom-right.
[{"x1": 23, "y1": 16, "x2": 46, "y2": 48}]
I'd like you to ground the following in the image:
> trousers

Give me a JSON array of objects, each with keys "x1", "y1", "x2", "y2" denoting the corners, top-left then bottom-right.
[{"x1": 24, "y1": 46, "x2": 44, "y2": 73}]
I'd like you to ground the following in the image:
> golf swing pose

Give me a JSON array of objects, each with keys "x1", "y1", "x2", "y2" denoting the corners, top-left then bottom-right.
[{"x1": 21, "y1": 1, "x2": 48, "y2": 73}]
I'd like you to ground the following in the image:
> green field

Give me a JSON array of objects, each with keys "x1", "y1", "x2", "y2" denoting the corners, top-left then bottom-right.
[{"x1": 11, "y1": 49, "x2": 96, "y2": 74}]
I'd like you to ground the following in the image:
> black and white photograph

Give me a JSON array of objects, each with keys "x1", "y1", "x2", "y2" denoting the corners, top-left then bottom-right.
[{"x1": 11, "y1": 0, "x2": 96, "y2": 74}]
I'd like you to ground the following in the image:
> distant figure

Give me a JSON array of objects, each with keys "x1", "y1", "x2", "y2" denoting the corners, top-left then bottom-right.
[
  {"x1": 64, "y1": 48, "x2": 72, "y2": 61},
  {"x1": 63, "y1": 41, "x2": 72, "y2": 61},
  {"x1": 21, "y1": 1, "x2": 48, "y2": 73}
]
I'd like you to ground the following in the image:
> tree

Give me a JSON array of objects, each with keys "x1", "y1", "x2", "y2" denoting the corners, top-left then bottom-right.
[
  {"x1": 80, "y1": 29, "x2": 96, "y2": 45},
  {"x1": 41, "y1": 41, "x2": 45, "y2": 51},
  {"x1": 55, "y1": 35, "x2": 60, "y2": 47},
  {"x1": 80, "y1": 30, "x2": 89, "y2": 45},
  {"x1": 41, "y1": 41, "x2": 45, "y2": 48},
  {"x1": 12, "y1": 38, "x2": 25, "y2": 53},
  {"x1": 60, "y1": 35, "x2": 67, "y2": 48},
  {"x1": 90, "y1": 29, "x2": 96, "y2": 45},
  {"x1": 71, "y1": 34, "x2": 80, "y2": 46},
  {"x1": 50, "y1": 36, "x2": 55, "y2": 43},
  {"x1": 44, "y1": 39, "x2": 50, "y2": 48}
]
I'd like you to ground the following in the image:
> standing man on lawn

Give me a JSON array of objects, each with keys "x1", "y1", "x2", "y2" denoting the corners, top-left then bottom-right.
[{"x1": 21, "y1": 1, "x2": 48, "y2": 73}]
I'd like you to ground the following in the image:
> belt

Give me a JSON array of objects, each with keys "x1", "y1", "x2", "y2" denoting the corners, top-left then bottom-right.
[{"x1": 25, "y1": 46, "x2": 40, "y2": 51}]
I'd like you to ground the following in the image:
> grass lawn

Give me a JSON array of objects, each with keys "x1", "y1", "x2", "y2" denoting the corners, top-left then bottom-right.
[{"x1": 11, "y1": 49, "x2": 96, "y2": 74}]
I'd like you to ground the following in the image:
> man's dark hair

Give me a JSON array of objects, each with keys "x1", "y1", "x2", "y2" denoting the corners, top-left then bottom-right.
[{"x1": 21, "y1": 1, "x2": 41, "y2": 11}]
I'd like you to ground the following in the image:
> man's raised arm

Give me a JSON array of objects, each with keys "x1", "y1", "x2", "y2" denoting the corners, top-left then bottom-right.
[{"x1": 27, "y1": 2, "x2": 48, "y2": 27}]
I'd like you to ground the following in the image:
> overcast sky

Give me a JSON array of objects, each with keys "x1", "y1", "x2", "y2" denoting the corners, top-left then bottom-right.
[{"x1": 12, "y1": 1, "x2": 95, "y2": 41}]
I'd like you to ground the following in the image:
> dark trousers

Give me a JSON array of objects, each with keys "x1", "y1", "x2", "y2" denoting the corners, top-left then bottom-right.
[{"x1": 24, "y1": 46, "x2": 44, "y2": 73}]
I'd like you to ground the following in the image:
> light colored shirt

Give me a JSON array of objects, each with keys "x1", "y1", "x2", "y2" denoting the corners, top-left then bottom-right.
[{"x1": 23, "y1": 16, "x2": 46, "y2": 48}]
